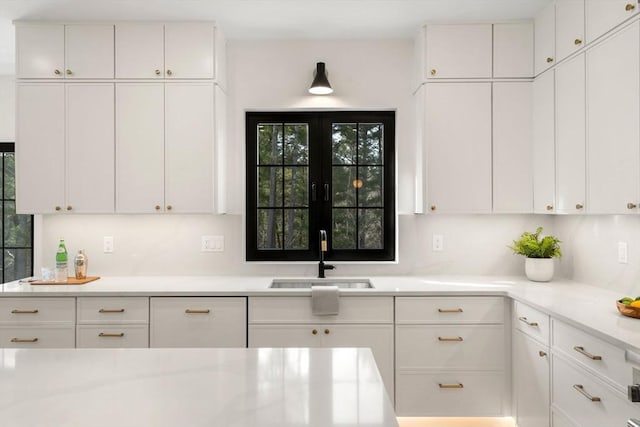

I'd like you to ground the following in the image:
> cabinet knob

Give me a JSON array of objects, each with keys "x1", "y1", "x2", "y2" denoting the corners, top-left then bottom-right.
[
  {"x1": 430, "y1": 69, "x2": 437, "y2": 76},
  {"x1": 574, "y1": 38, "x2": 583, "y2": 45},
  {"x1": 546, "y1": 205, "x2": 553, "y2": 211},
  {"x1": 324, "y1": 329, "x2": 330, "y2": 335},
  {"x1": 626, "y1": 3, "x2": 636, "y2": 11},
  {"x1": 54, "y1": 69, "x2": 61, "y2": 75},
  {"x1": 166, "y1": 205, "x2": 173, "y2": 211},
  {"x1": 66, "y1": 206, "x2": 72, "y2": 211},
  {"x1": 154, "y1": 205, "x2": 161, "y2": 211},
  {"x1": 575, "y1": 203, "x2": 584, "y2": 210},
  {"x1": 155, "y1": 69, "x2": 161, "y2": 76},
  {"x1": 66, "y1": 69, "x2": 73, "y2": 75},
  {"x1": 166, "y1": 69, "x2": 173, "y2": 76},
  {"x1": 312, "y1": 329, "x2": 318, "y2": 335},
  {"x1": 538, "y1": 350, "x2": 547, "y2": 357},
  {"x1": 546, "y1": 57, "x2": 554, "y2": 63},
  {"x1": 430, "y1": 205, "x2": 436, "y2": 211},
  {"x1": 628, "y1": 202, "x2": 637, "y2": 209},
  {"x1": 55, "y1": 206, "x2": 62, "y2": 211}
]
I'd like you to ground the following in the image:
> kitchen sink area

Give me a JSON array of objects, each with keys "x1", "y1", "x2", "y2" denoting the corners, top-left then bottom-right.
[{"x1": 269, "y1": 278, "x2": 374, "y2": 289}]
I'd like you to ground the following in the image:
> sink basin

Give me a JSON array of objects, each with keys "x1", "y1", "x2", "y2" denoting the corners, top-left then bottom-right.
[{"x1": 269, "y1": 278, "x2": 374, "y2": 289}]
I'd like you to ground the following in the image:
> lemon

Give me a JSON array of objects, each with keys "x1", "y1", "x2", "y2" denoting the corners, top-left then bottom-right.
[{"x1": 629, "y1": 300, "x2": 640, "y2": 308}]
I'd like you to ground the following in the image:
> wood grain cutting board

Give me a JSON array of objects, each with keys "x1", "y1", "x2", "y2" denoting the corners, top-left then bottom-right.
[{"x1": 30, "y1": 276, "x2": 100, "y2": 285}]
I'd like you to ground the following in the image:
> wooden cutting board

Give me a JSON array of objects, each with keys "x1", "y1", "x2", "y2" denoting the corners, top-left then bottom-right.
[{"x1": 30, "y1": 276, "x2": 100, "y2": 285}]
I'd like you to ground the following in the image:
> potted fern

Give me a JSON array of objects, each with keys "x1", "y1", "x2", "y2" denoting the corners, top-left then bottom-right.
[{"x1": 509, "y1": 227, "x2": 561, "y2": 282}]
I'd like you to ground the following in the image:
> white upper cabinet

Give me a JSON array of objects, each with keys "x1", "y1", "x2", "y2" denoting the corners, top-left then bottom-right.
[
  {"x1": 556, "y1": 0, "x2": 586, "y2": 62},
  {"x1": 425, "y1": 24, "x2": 493, "y2": 78},
  {"x1": 493, "y1": 22, "x2": 534, "y2": 78},
  {"x1": 555, "y1": 54, "x2": 586, "y2": 214},
  {"x1": 586, "y1": 0, "x2": 640, "y2": 43},
  {"x1": 535, "y1": 3, "x2": 556, "y2": 75},
  {"x1": 115, "y1": 23, "x2": 217, "y2": 80},
  {"x1": 16, "y1": 23, "x2": 114, "y2": 79},
  {"x1": 532, "y1": 70, "x2": 556, "y2": 214},
  {"x1": 586, "y1": 21, "x2": 640, "y2": 213}
]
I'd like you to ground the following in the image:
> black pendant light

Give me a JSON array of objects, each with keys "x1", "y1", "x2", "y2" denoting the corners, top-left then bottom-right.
[{"x1": 308, "y1": 62, "x2": 333, "y2": 95}]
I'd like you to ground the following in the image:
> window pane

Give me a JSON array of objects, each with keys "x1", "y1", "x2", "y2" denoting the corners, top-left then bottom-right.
[
  {"x1": 4, "y1": 201, "x2": 31, "y2": 247},
  {"x1": 257, "y1": 209, "x2": 283, "y2": 250},
  {"x1": 358, "y1": 166, "x2": 383, "y2": 207},
  {"x1": 332, "y1": 208, "x2": 357, "y2": 249},
  {"x1": 358, "y1": 123, "x2": 383, "y2": 165},
  {"x1": 284, "y1": 167, "x2": 308, "y2": 207},
  {"x1": 332, "y1": 123, "x2": 357, "y2": 165},
  {"x1": 359, "y1": 208, "x2": 383, "y2": 249},
  {"x1": 257, "y1": 167, "x2": 283, "y2": 207},
  {"x1": 4, "y1": 249, "x2": 32, "y2": 282},
  {"x1": 332, "y1": 166, "x2": 356, "y2": 207},
  {"x1": 284, "y1": 124, "x2": 309, "y2": 164},
  {"x1": 284, "y1": 209, "x2": 309, "y2": 250},
  {"x1": 258, "y1": 123, "x2": 283, "y2": 165}
]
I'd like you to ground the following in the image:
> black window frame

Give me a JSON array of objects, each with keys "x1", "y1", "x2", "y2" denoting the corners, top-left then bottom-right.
[{"x1": 246, "y1": 111, "x2": 395, "y2": 262}]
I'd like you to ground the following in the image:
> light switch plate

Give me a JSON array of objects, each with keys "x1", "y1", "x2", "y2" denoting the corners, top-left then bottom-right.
[
  {"x1": 432, "y1": 234, "x2": 443, "y2": 252},
  {"x1": 202, "y1": 235, "x2": 224, "y2": 252},
  {"x1": 618, "y1": 241, "x2": 628, "y2": 264},
  {"x1": 103, "y1": 236, "x2": 114, "y2": 253}
]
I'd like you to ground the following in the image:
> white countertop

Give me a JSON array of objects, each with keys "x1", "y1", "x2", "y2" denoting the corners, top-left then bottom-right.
[
  {"x1": 2, "y1": 274, "x2": 640, "y2": 353},
  {"x1": 0, "y1": 347, "x2": 398, "y2": 427}
]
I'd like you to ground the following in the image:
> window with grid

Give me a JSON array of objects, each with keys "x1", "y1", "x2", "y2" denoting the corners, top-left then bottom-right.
[
  {"x1": 246, "y1": 112, "x2": 395, "y2": 262},
  {"x1": 0, "y1": 143, "x2": 33, "y2": 282}
]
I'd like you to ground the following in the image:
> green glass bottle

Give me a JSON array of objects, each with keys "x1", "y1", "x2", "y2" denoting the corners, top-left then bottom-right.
[{"x1": 55, "y1": 239, "x2": 68, "y2": 282}]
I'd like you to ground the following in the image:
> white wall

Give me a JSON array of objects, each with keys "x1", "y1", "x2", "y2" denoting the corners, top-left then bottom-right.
[{"x1": 0, "y1": 75, "x2": 15, "y2": 141}]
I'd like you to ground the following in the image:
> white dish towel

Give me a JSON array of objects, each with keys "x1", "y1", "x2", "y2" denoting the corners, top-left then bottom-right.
[{"x1": 311, "y1": 285, "x2": 339, "y2": 316}]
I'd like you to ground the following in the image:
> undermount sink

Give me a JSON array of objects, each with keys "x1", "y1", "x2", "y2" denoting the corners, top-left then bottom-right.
[{"x1": 269, "y1": 278, "x2": 374, "y2": 289}]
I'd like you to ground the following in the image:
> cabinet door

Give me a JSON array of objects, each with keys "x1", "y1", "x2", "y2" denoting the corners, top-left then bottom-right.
[
  {"x1": 493, "y1": 22, "x2": 534, "y2": 78},
  {"x1": 532, "y1": 70, "x2": 556, "y2": 213},
  {"x1": 214, "y1": 85, "x2": 228, "y2": 214},
  {"x1": 425, "y1": 24, "x2": 492, "y2": 79},
  {"x1": 15, "y1": 25, "x2": 64, "y2": 78},
  {"x1": 66, "y1": 84, "x2": 115, "y2": 213},
  {"x1": 165, "y1": 83, "x2": 214, "y2": 213},
  {"x1": 115, "y1": 23, "x2": 164, "y2": 79},
  {"x1": 535, "y1": 3, "x2": 556, "y2": 75},
  {"x1": 115, "y1": 83, "x2": 165, "y2": 213},
  {"x1": 248, "y1": 324, "x2": 320, "y2": 348},
  {"x1": 556, "y1": 0, "x2": 586, "y2": 62},
  {"x1": 513, "y1": 331, "x2": 550, "y2": 427},
  {"x1": 556, "y1": 54, "x2": 586, "y2": 214},
  {"x1": 587, "y1": 21, "x2": 640, "y2": 213},
  {"x1": 586, "y1": 0, "x2": 640, "y2": 43},
  {"x1": 65, "y1": 25, "x2": 114, "y2": 78},
  {"x1": 15, "y1": 83, "x2": 65, "y2": 214},
  {"x1": 493, "y1": 82, "x2": 533, "y2": 213},
  {"x1": 165, "y1": 23, "x2": 215, "y2": 79},
  {"x1": 426, "y1": 83, "x2": 492, "y2": 213}
]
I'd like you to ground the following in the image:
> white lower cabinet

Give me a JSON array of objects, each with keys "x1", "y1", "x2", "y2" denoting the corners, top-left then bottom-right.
[
  {"x1": 150, "y1": 297, "x2": 246, "y2": 348},
  {"x1": 513, "y1": 330, "x2": 550, "y2": 427},
  {"x1": 76, "y1": 297, "x2": 149, "y2": 348},
  {"x1": 76, "y1": 325, "x2": 149, "y2": 348}
]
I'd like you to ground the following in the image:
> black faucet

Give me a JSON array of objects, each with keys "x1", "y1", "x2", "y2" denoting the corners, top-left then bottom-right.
[{"x1": 318, "y1": 230, "x2": 335, "y2": 278}]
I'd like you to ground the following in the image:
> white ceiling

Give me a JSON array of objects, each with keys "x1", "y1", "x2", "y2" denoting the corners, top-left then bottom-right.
[{"x1": 0, "y1": 0, "x2": 551, "y2": 74}]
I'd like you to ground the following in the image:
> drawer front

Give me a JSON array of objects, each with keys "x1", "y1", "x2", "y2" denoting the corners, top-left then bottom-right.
[
  {"x1": 0, "y1": 326, "x2": 75, "y2": 348},
  {"x1": 249, "y1": 296, "x2": 393, "y2": 324},
  {"x1": 150, "y1": 297, "x2": 247, "y2": 348},
  {"x1": 395, "y1": 297, "x2": 504, "y2": 324},
  {"x1": 396, "y1": 324, "x2": 504, "y2": 370},
  {"x1": 396, "y1": 371, "x2": 505, "y2": 416},
  {"x1": 552, "y1": 355, "x2": 640, "y2": 426},
  {"x1": 76, "y1": 325, "x2": 149, "y2": 348},
  {"x1": 0, "y1": 298, "x2": 75, "y2": 324},
  {"x1": 77, "y1": 297, "x2": 149, "y2": 324},
  {"x1": 514, "y1": 300, "x2": 550, "y2": 345},
  {"x1": 553, "y1": 319, "x2": 630, "y2": 389}
]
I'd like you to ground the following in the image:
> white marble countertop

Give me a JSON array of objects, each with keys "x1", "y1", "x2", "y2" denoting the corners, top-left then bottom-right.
[
  {"x1": 2, "y1": 274, "x2": 640, "y2": 353},
  {"x1": 0, "y1": 347, "x2": 398, "y2": 427}
]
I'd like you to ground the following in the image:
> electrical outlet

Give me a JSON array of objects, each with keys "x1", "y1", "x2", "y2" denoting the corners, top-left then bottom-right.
[
  {"x1": 103, "y1": 236, "x2": 114, "y2": 253},
  {"x1": 202, "y1": 235, "x2": 224, "y2": 252},
  {"x1": 618, "y1": 241, "x2": 628, "y2": 264},
  {"x1": 432, "y1": 234, "x2": 444, "y2": 252}
]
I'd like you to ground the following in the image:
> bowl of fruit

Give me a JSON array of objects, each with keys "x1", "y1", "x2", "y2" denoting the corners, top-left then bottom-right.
[{"x1": 617, "y1": 297, "x2": 640, "y2": 319}]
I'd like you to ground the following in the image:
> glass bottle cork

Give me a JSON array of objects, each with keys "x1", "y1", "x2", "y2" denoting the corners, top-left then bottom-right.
[{"x1": 74, "y1": 250, "x2": 87, "y2": 280}]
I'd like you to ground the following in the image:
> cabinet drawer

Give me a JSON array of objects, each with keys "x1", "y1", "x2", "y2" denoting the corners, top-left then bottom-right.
[
  {"x1": 76, "y1": 325, "x2": 149, "y2": 348},
  {"x1": 396, "y1": 371, "x2": 505, "y2": 416},
  {"x1": 0, "y1": 326, "x2": 75, "y2": 348},
  {"x1": 0, "y1": 298, "x2": 75, "y2": 324},
  {"x1": 249, "y1": 296, "x2": 393, "y2": 324},
  {"x1": 77, "y1": 297, "x2": 149, "y2": 324},
  {"x1": 150, "y1": 297, "x2": 246, "y2": 348},
  {"x1": 396, "y1": 324, "x2": 504, "y2": 370},
  {"x1": 395, "y1": 297, "x2": 504, "y2": 324},
  {"x1": 514, "y1": 301, "x2": 550, "y2": 345},
  {"x1": 553, "y1": 319, "x2": 630, "y2": 389},
  {"x1": 552, "y1": 354, "x2": 640, "y2": 426}
]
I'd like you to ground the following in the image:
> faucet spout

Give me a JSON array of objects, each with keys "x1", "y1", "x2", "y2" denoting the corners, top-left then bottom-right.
[{"x1": 318, "y1": 229, "x2": 335, "y2": 278}]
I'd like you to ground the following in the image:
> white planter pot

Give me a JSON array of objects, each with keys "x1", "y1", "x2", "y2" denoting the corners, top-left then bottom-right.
[{"x1": 525, "y1": 258, "x2": 554, "y2": 282}]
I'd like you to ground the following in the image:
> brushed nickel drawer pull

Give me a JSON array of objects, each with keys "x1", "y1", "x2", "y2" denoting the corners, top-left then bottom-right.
[
  {"x1": 438, "y1": 336, "x2": 463, "y2": 342},
  {"x1": 11, "y1": 309, "x2": 39, "y2": 314},
  {"x1": 98, "y1": 332, "x2": 125, "y2": 338},
  {"x1": 185, "y1": 309, "x2": 210, "y2": 314},
  {"x1": 573, "y1": 346, "x2": 602, "y2": 360},
  {"x1": 438, "y1": 308, "x2": 463, "y2": 313},
  {"x1": 573, "y1": 384, "x2": 601, "y2": 402},
  {"x1": 99, "y1": 308, "x2": 125, "y2": 313},
  {"x1": 439, "y1": 383, "x2": 464, "y2": 389},
  {"x1": 518, "y1": 317, "x2": 539, "y2": 327},
  {"x1": 11, "y1": 337, "x2": 38, "y2": 343}
]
